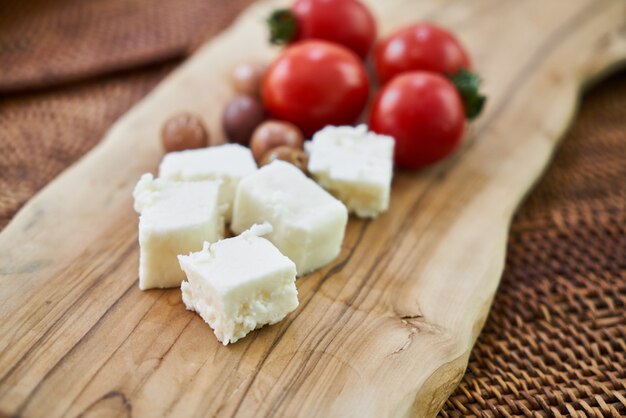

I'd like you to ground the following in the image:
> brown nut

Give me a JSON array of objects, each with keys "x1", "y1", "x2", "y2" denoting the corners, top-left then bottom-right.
[
  {"x1": 231, "y1": 62, "x2": 266, "y2": 96},
  {"x1": 222, "y1": 95, "x2": 265, "y2": 146},
  {"x1": 260, "y1": 146, "x2": 308, "y2": 172},
  {"x1": 250, "y1": 120, "x2": 304, "y2": 162},
  {"x1": 161, "y1": 112, "x2": 209, "y2": 152}
]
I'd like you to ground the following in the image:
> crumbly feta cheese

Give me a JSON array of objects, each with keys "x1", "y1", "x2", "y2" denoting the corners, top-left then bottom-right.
[
  {"x1": 307, "y1": 125, "x2": 394, "y2": 218},
  {"x1": 158, "y1": 144, "x2": 257, "y2": 222},
  {"x1": 178, "y1": 223, "x2": 298, "y2": 345},
  {"x1": 133, "y1": 173, "x2": 223, "y2": 290},
  {"x1": 231, "y1": 160, "x2": 348, "y2": 276}
]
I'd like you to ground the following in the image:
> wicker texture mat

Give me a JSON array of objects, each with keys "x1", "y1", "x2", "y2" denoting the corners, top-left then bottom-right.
[
  {"x1": 1, "y1": 0, "x2": 625, "y2": 416},
  {"x1": 441, "y1": 74, "x2": 626, "y2": 417}
]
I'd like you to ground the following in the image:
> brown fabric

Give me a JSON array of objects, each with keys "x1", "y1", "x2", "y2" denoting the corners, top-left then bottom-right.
[
  {"x1": 0, "y1": 63, "x2": 175, "y2": 228},
  {"x1": 0, "y1": 0, "x2": 253, "y2": 92},
  {"x1": 0, "y1": 0, "x2": 253, "y2": 229},
  {"x1": 1, "y1": 1, "x2": 625, "y2": 416}
]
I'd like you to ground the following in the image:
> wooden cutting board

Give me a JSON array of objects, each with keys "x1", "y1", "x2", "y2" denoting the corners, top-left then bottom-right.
[{"x1": 1, "y1": 0, "x2": 624, "y2": 416}]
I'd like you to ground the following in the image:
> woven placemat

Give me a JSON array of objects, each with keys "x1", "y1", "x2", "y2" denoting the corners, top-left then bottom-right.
[
  {"x1": 440, "y1": 73, "x2": 626, "y2": 417},
  {"x1": 1, "y1": 1, "x2": 624, "y2": 416}
]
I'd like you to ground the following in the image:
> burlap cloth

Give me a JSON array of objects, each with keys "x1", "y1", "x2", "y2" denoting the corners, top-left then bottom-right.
[{"x1": 1, "y1": 1, "x2": 624, "y2": 416}]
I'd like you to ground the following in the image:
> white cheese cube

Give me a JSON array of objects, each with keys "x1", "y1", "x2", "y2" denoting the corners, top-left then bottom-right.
[
  {"x1": 231, "y1": 160, "x2": 348, "y2": 276},
  {"x1": 307, "y1": 125, "x2": 394, "y2": 218},
  {"x1": 179, "y1": 223, "x2": 298, "y2": 345},
  {"x1": 133, "y1": 174, "x2": 223, "y2": 290},
  {"x1": 158, "y1": 144, "x2": 257, "y2": 222}
]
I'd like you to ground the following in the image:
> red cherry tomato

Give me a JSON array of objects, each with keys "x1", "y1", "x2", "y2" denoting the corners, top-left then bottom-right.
[
  {"x1": 262, "y1": 40, "x2": 369, "y2": 137},
  {"x1": 292, "y1": 0, "x2": 377, "y2": 59},
  {"x1": 375, "y1": 23, "x2": 471, "y2": 84},
  {"x1": 369, "y1": 71, "x2": 465, "y2": 169}
]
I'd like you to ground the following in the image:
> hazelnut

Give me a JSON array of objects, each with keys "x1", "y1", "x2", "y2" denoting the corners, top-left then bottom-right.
[
  {"x1": 250, "y1": 120, "x2": 304, "y2": 162},
  {"x1": 161, "y1": 112, "x2": 209, "y2": 152},
  {"x1": 222, "y1": 95, "x2": 265, "y2": 146},
  {"x1": 231, "y1": 62, "x2": 266, "y2": 96},
  {"x1": 260, "y1": 146, "x2": 308, "y2": 172}
]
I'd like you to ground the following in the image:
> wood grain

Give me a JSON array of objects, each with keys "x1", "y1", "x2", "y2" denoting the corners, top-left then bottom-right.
[{"x1": 1, "y1": 0, "x2": 625, "y2": 416}]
